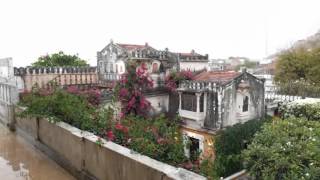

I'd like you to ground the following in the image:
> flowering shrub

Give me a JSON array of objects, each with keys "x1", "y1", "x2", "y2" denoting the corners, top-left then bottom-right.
[
  {"x1": 242, "y1": 118, "x2": 320, "y2": 179},
  {"x1": 66, "y1": 85, "x2": 101, "y2": 106},
  {"x1": 103, "y1": 115, "x2": 189, "y2": 166},
  {"x1": 114, "y1": 61, "x2": 153, "y2": 117},
  {"x1": 280, "y1": 98, "x2": 320, "y2": 121},
  {"x1": 165, "y1": 70, "x2": 194, "y2": 91}
]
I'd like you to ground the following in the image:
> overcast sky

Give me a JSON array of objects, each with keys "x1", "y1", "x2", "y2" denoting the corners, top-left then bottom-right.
[{"x1": 1, "y1": 0, "x2": 320, "y2": 67}]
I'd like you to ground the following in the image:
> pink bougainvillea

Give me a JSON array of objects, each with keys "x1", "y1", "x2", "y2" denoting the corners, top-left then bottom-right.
[
  {"x1": 115, "y1": 62, "x2": 153, "y2": 118},
  {"x1": 66, "y1": 85, "x2": 101, "y2": 106},
  {"x1": 165, "y1": 70, "x2": 194, "y2": 92},
  {"x1": 106, "y1": 130, "x2": 115, "y2": 141}
]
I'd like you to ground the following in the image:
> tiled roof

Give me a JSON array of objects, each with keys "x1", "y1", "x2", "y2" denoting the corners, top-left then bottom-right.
[
  {"x1": 193, "y1": 71, "x2": 241, "y2": 83},
  {"x1": 116, "y1": 43, "x2": 147, "y2": 51}
]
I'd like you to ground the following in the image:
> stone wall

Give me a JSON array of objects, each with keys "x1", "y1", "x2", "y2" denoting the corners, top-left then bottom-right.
[
  {"x1": 146, "y1": 93, "x2": 169, "y2": 115},
  {"x1": 14, "y1": 67, "x2": 98, "y2": 91},
  {"x1": 0, "y1": 83, "x2": 18, "y2": 129},
  {"x1": 14, "y1": 108, "x2": 206, "y2": 180}
]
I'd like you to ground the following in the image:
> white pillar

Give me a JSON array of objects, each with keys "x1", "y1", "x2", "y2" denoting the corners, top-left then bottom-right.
[
  {"x1": 178, "y1": 92, "x2": 182, "y2": 111},
  {"x1": 196, "y1": 92, "x2": 202, "y2": 113}
]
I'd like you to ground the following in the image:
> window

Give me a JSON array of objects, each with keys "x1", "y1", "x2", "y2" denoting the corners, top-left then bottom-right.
[
  {"x1": 99, "y1": 62, "x2": 103, "y2": 72},
  {"x1": 152, "y1": 63, "x2": 158, "y2": 73},
  {"x1": 116, "y1": 64, "x2": 118, "y2": 73},
  {"x1": 110, "y1": 63, "x2": 113, "y2": 72},
  {"x1": 181, "y1": 92, "x2": 197, "y2": 112},
  {"x1": 200, "y1": 94, "x2": 204, "y2": 112},
  {"x1": 189, "y1": 137, "x2": 200, "y2": 161},
  {"x1": 243, "y1": 96, "x2": 249, "y2": 112},
  {"x1": 104, "y1": 63, "x2": 108, "y2": 72}
]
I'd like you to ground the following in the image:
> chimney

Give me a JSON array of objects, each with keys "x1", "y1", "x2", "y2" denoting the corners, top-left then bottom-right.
[
  {"x1": 145, "y1": 42, "x2": 148, "y2": 47},
  {"x1": 191, "y1": 49, "x2": 195, "y2": 55}
]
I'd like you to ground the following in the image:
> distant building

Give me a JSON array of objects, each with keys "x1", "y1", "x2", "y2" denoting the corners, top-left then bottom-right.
[
  {"x1": 97, "y1": 40, "x2": 178, "y2": 83},
  {"x1": 208, "y1": 59, "x2": 226, "y2": 71},
  {"x1": 177, "y1": 50, "x2": 209, "y2": 72},
  {"x1": 97, "y1": 40, "x2": 210, "y2": 83},
  {"x1": 177, "y1": 70, "x2": 265, "y2": 159}
]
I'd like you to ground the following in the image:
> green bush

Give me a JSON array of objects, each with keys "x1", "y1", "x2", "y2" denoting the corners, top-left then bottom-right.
[
  {"x1": 242, "y1": 118, "x2": 320, "y2": 179},
  {"x1": 19, "y1": 88, "x2": 95, "y2": 130},
  {"x1": 19, "y1": 88, "x2": 206, "y2": 175},
  {"x1": 280, "y1": 99, "x2": 320, "y2": 121},
  {"x1": 212, "y1": 118, "x2": 270, "y2": 178}
]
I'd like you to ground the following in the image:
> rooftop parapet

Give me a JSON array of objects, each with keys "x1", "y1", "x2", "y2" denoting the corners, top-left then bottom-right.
[{"x1": 14, "y1": 67, "x2": 97, "y2": 76}]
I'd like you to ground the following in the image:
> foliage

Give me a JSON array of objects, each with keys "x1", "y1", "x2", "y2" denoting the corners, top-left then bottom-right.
[
  {"x1": 114, "y1": 61, "x2": 153, "y2": 118},
  {"x1": 31, "y1": 51, "x2": 88, "y2": 67},
  {"x1": 19, "y1": 87, "x2": 94, "y2": 130},
  {"x1": 274, "y1": 47, "x2": 320, "y2": 85},
  {"x1": 199, "y1": 159, "x2": 217, "y2": 179},
  {"x1": 165, "y1": 70, "x2": 194, "y2": 91},
  {"x1": 242, "y1": 118, "x2": 320, "y2": 179},
  {"x1": 66, "y1": 85, "x2": 102, "y2": 106},
  {"x1": 280, "y1": 99, "x2": 320, "y2": 121},
  {"x1": 212, "y1": 118, "x2": 270, "y2": 178},
  {"x1": 102, "y1": 114, "x2": 190, "y2": 166},
  {"x1": 275, "y1": 80, "x2": 320, "y2": 97}
]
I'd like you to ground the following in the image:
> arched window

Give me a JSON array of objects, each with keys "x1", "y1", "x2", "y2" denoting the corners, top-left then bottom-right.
[
  {"x1": 152, "y1": 63, "x2": 158, "y2": 73},
  {"x1": 243, "y1": 96, "x2": 249, "y2": 112},
  {"x1": 110, "y1": 63, "x2": 113, "y2": 72}
]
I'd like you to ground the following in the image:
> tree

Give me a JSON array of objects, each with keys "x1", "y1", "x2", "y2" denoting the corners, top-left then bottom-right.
[
  {"x1": 274, "y1": 47, "x2": 320, "y2": 97},
  {"x1": 31, "y1": 51, "x2": 89, "y2": 67},
  {"x1": 114, "y1": 61, "x2": 153, "y2": 118},
  {"x1": 242, "y1": 118, "x2": 320, "y2": 179},
  {"x1": 274, "y1": 45, "x2": 320, "y2": 85}
]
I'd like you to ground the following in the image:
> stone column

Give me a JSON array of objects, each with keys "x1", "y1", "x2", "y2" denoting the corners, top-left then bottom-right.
[
  {"x1": 178, "y1": 92, "x2": 182, "y2": 111},
  {"x1": 196, "y1": 92, "x2": 202, "y2": 113}
]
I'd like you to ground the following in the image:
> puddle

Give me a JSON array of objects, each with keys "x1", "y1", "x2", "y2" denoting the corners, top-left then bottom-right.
[{"x1": 0, "y1": 123, "x2": 75, "y2": 180}]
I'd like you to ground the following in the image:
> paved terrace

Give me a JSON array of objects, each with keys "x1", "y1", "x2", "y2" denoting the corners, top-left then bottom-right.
[{"x1": 0, "y1": 123, "x2": 75, "y2": 180}]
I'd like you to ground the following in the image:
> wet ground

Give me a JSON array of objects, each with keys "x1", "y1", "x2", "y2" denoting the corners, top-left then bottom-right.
[{"x1": 0, "y1": 123, "x2": 75, "y2": 180}]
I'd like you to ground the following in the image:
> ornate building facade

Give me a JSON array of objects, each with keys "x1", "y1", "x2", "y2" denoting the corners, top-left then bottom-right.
[
  {"x1": 177, "y1": 69, "x2": 265, "y2": 159},
  {"x1": 97, "y1": 40, "x2": 179, "y2": 84}
]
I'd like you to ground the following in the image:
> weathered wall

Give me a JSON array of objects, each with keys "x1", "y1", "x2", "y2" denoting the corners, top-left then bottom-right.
[
  {"x1": 181, "y1": 126, "x2": 215, "y2": 160},
  {"x1": 222, "y1": 73, "x2": 265, "y2": 127},
  {"x1": 146, "y1": 93, "x2": 169, "y2": 115},
  {"x1": 0, "y1": 83, "x2": 18, "y2": 128},
  {"x1": 168, "y1": 92, "x2": 179, "y2": 118},
  {"x1": 14, "y1": 67, "x2": 98, "y2": 91},
  {"x1": 14, "y1": 109, "x2": 206, "y2": 180}
]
